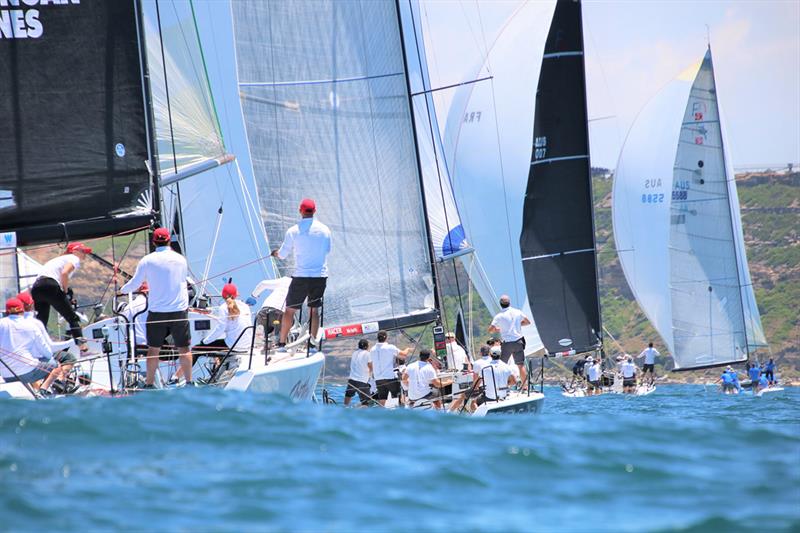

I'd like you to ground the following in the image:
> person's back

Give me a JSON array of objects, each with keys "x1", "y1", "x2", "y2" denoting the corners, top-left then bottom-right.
[
  {"x1": 621, "y1": 361, "x2": 636, "y2": 379},
  {"x1": 748, "y1": 364, "x2": 761, "y2": 383},
  {"x1": 406, "y1": 360, "x2": 437, "y2": 401},
  {"x1": 370, "y1": 341, "x2": 399, "y2": 380},
  {"x1": 136, "y1": 247, "x2": 189, "y2": 312},
  {"x1": 0, "y1": 314, "x2": 52, "y2": 379},
  {"x1": 491, "y1": 306, "x2": 525, "y2": 342},
  {"x1": 483, "y1": 360, "x2": 512, "y2": 400},
  {"x1": 349, "y1": 348, "x2": 371, "y2": 383},
  {"x1": 758, "y1": 374, "x2": 769, "y2": 389},
  {"x1": 218, "y1": 300, "x2": 253, "y2": 349},
  {"x1": 286, "y1": 218, "x2": 332, "y2": 277}
]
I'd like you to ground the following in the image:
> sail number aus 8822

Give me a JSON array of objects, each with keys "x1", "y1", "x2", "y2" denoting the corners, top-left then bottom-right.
[{"x1": 641, "y1": 193, "x2": 664, "y2": 204}]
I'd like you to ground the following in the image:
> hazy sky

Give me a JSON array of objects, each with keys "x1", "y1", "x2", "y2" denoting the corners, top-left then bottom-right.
[{"x1": 420, "y1": 0, "x2": 799, "y2": 170}]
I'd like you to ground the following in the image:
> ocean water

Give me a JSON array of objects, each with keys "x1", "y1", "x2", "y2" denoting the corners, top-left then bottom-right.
[{"x1": 0, "y1": 385, "x2": 797, "y2": 532}]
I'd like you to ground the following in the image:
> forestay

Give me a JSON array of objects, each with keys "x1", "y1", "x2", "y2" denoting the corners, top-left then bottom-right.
[
  {"x1": 668, "y1": 49, "x2": 752, "y2": 369},
  {"x1": 230, "y1": 0, "x2": 434, "y2": 331},
  {"x1": 0, "y1": 1, "x2": 153, "y2": 245},
  {"x1": 520, "y1": 0, "x2": 600, "y2": 357}
]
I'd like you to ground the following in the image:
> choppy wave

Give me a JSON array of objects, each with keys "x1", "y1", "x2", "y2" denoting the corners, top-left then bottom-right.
[{"x1": 0, "y1": 385, "x2": 798, "y2": 531}]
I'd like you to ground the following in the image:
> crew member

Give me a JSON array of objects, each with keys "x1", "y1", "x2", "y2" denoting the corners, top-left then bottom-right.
[
  {"x1": 720, "y1": 368, "x2": 736, "y2": 394},
  {"x1": 764, "y1": 358, "x2": 776, "y2": 385},
  {"x1": 30, "y1": 242, "x2": 92, "y2": 351},
  {"x1": 444, "y1": 332, "x2": 470, "y2": 370},
  {"x1": 621, "y1": 356, "x2": 637, "y2": 394},
  {"x1": 17, "y1": 292, "x2": 74, "y2": 353},
  {"x1": 758, "y1": 372, "x2": 770, "y2": 392},
  {"x1": 636, "y1": 342, "x2": 659, "y2": 385},
  {"x1": 488, "y1": 295, "x2": 530, "y2": 388},
  {"x1": 403, "y1": 348, "x2": 449, "y2": 409},
  {"x1": 571, "y1": 356, "x2": 588, "y2": 386},
  {"x1": 248, "y1": 277, "x2": 291, "y2": 354},
  {"x1": 0, "y1": 298, "x2": 65, "y2": 390},
  {"x1": 344, "y1": 339, "x2": 373, "y2": 407},
  {"x1": 120, "y1": 228, "x2": 193, "y2": 388},
  {"x1": 748, "y1": 361, "x2": 761, "y2": 391},
  {"x1": 199, "y1": 283, "x2": 252, "y2": 352},
  {"x1": 370, "y1": 330, "x2": 410, "y2": 406},
  {"x1": 477, "y1": 346, "x2": 516, "y2": 407},
  {"x1": 585, "y1": 356, "x2": 601, "y2": 396},
  {"x1": 271, "y1": 198, "x2": 331, "y2": 351}
]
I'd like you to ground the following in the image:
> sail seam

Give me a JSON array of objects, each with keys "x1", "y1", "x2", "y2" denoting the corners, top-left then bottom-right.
[
  {"x1": 543, "y1": 51, "x2": 583, "y2": 58},
  {"x1": 522, "y1": 248, "x2": 594, "y2": 261},
  {"x1": 530, "y1": 154, "x2": 588, "y2": 166},
  {"x1": 238, "y1": 72, "x2": 403, "y2": 87}
]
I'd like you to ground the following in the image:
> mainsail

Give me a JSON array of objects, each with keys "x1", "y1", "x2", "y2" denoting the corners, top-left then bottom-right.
[
  {"x1": 520, "y1": 0, "x2": 601, "y2": 356},
  {"x1": 0, "y1": 1, "x2": 154, "y2": 245},
  {"x1": 613, "y1": 48, "x2": 768, "y2": 370},
  {"x1": 230, "y1": 0, "x2": 436, "y2": 332}
]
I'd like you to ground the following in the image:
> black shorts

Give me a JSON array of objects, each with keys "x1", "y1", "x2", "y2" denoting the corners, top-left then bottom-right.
[
  {"x1": 501, "y1": 338, "x2": 526, "y2": 365},
  {"x1": 588, "y1": 380, "x2": 600, "y2": 390},
  {"x1": 146, "y1": 310, "x2": 191, "y2": 349},
  {"x1": 375, "y1": 378, "x2": 401, "y2": 401},
  {"x1": 345, "y1": 379, "x2": 371, "y2": 404},
  {"x1": 286, "y1": 277, "x2": 327, "y2": 309},
  {"x1": 643, "y1": 363, "x2": 654, "y2": 372},
  {"x1": 623, "y1": 378, "x2": 636, "y2": 387}
]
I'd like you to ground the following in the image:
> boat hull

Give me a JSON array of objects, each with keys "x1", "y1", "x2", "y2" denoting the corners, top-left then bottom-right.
[{"x1": 472, "y1": 391, "x2": 544, "y2": 416}]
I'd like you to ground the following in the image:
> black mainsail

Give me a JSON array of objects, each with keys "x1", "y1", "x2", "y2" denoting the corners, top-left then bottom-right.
[
  {"x1": 0, "y1": 1, "x2": 155, "y2": 245},
  {"x1": 519, "y1": 0, "x2": 601, "y2": 356}
]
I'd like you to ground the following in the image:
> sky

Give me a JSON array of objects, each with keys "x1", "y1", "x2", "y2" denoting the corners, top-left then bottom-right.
[{"x1": 419, "y1": 0, "x2": 800, "y2": 170}]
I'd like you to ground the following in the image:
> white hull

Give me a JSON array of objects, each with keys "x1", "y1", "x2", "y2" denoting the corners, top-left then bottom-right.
[
  {"x1": 472, "y1": 391, "x2": 544, "y2": 416},
  {"x1": 756, "y1": 386, "x2": 784, "y2": 397},
  {"x1": 562, "y1": 384, "x2": 656, "y2": 398}
]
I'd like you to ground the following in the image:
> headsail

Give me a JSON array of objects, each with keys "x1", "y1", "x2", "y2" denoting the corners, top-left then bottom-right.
[
  {"x1": 0, "y1": 2, "x2": 154, "y2": 245},
  {"x1": 668, "y1": 48, "x2": 752, "y2": 369},
  {"x1": 230, "y1": 0, "x2": 435, "y2": 332},
  {"x1": 519, "y1": 0, "x2": 600, "y2": 356}
]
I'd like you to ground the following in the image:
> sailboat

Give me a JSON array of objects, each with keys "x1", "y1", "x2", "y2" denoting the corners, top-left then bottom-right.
[
  {"x1": 613, "y1": 46, "x2": 769, "y2": 376},
  {"x1": 0, "y1": 1, "x2": 323, "y2": 399}
]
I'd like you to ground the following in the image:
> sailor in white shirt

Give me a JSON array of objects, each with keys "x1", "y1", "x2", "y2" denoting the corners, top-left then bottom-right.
[
  {"x1": 199, "y1": 283, "x2": 253, "y2": 351},
  {"x1": 30, "y1": 242, "x2": 91, "y2": 350},
  {"x1": 444, "y1": 332, "x2": 471, "y2": 370},
  {"x1": 120, "y1": 227, "x2": 193, "y2": 387},
  {"x1": 402, "y1": 349, "x2": 448, "y2": 409},
  {"x1": 636, "y1": 342, "x2": 659, "y2": 385},
  {"x1": 271, "y1": 198, "x2": 332, "y2": 350},
  {"x1": 488, "y1": 295, "x2": 531, "y2": 386},
  {"x1": 0, "y1": 298, "x2": 62, "y2": 388},
  {"x1": 370, "y1": 330, "x2": 411, "y2": 406},
  {"x1": 476, "y1": 348, "x2": 516, "y2": 407},
  {"x1": 585, "y1": 356, "x2": 602, "y2": 396},
  {"x1": 345, "y1": 339, "x2": 373, "y2": 406},
  {"x1": 248, "y1": 277, "x2": 291, "y2": 353},
  {"x1": 621, "y1": 356, "x2": 638, "y2": 394}
]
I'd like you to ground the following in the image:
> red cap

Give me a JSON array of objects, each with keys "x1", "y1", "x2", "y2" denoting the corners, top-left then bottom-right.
[
  {"x1": 16, "y1": 292, "x2": 33, "y2": 306},
  {"x1": 5, "y1": 297, "x2": 23, "y2": 314},
  {"x1": 153, "y1": 227, "x2": 171, "y2": 244},
  {"x1": 222, "y1": 283, "x2": 238, "y2": 299},
  {"x1": 67, "y1": 242, "x2": 92, "y2": 254},
  {"x1": 299, "y1": 198, "x2": 316, "y2": 214}
]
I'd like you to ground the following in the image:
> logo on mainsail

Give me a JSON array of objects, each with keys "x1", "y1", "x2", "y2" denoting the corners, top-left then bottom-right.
[{"x1": 558, "y1": 338, "x2": 573, "y2": 347}]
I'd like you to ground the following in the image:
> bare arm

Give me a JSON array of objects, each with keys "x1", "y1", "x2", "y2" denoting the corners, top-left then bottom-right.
[
  {"x1": 60, "y1": 262, "x2": 75, "y2": 291},
  {"x1": 521, "y1": 316, "x2": 531, "y2": 326},
  {"x1": 398, "y1": 347, "x2": 411, "y2": 359},
  {"x1": 488, "y1": 325, "x2": 500, "y2": 333}
]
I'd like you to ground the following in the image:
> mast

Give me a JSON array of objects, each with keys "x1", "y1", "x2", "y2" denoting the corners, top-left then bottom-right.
[
  {"x1": 706, "y1": 45, "x2": 750, "y2": 360},
  {"x1": 394, "y1": 0, "x2": 442, "y2": 319}
]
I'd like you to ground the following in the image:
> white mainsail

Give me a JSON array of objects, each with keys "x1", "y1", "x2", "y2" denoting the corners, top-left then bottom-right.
[
  {"x1": 439, "y1": 1, "x2": 556, "y2": 354},
  {"x1": 230, "y1": 0, "x2": 435, "y2": 332},
  {"x1": 613, "y1": 48, "x2": 767, "y2": 370}
]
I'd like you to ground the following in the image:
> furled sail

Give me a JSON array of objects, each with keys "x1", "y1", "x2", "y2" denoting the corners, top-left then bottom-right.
[
  {"x1": 0, "y1": 1, "x2": 154, "y2": 245},
  {"x1": 519, "y1": 0, "x2": 600, "y2": 356},
  {"x1": 440, "y1": 1, "x2": 557, "y2": 354},
  {"x1": 230, "y1": 0, "x2": 435, "y2": 332},
  {"x1": 669, "y1": 48, "x2": 754, "y2": 369}
]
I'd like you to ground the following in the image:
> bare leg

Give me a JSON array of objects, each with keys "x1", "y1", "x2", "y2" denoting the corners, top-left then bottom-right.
[
  {"x1": 178, "y1": 346, "x2": 192, "y2": 382},
  {"x1": 279, "y1": 307, "x2": 297, "y2": 344},
  {"x1": 146, "y1": 346, "x2": 160, "y2": 385},
  {"x1": 518, "y1": 363, "x2": 527, "y2": 389},
  {"x1": 309, "y1": 307, "x2": 320, "y2": 340},
  {"x1": 41, "y1": 363, "x2": 74, "y2": 391}
]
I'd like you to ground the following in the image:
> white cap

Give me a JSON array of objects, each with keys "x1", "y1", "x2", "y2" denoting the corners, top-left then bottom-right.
[
  {"x1": 490, "y1": 346, "x2": 502, "y2": 356},
  {"x1": 586, "y1": 355, "x2": 594, "y2": 362}
]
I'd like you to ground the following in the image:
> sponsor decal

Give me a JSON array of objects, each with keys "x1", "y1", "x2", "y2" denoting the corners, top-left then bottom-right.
[
  {"x1": 324, "y1": 323, "x2": 363, "y2": 339},
  {"x1": 0, "y1": 0, "x2": 82, "y2": 40},
  {"x1": 534, "y1": 136, "x2": 547, "y2": 160},
  {"x1": 558, "y1": 338, "x2": 573, "y2": 347},
  {"x1": 290, "y1": 379, "x2": 311, "y2": 401},
  {"x1": 0, "y1": 231, "x2": 17, "y2": 249},
  {"x1": 115, "y1": 143, "x2": 125, "y2": 158},
  {"x1": 692, "y1": 102, "x2": 706, "y2": 121}
]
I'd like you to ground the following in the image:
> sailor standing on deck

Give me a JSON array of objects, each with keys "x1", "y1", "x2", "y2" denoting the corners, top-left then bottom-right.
[
  {"x1": 748, "y1": 362, "x2": 761, "y2": 392},
  {"x1": 488, "y1": 295, "x2": 530, "y2": 387},
  {"x1": 621, "y1": 356, "x2": 637, "y2": 394},
  {"x1": 344, "y1": 339, "x2": 373, "y2": 407},
  {"x1": 120, "y1": 228, "x2": 193, "y2": 388},
  {"x1": 30, "y1": 242, "x2": 92, "y2": 351},
  {"x1": 585, "y1": 356, "x2": 601, "y2": 396},
  {"x1": 636, "y1": 342, "x2": 659, "y2": 386},
  {"x1": 444, "y1": 332, "x2": 471, "y2": 370},
  {"x1": 370, "y1": 330, "x2": 411, "y2": 406},
  {"x1": 271, "y1": 198, "x2": 331, "y2": 352}
]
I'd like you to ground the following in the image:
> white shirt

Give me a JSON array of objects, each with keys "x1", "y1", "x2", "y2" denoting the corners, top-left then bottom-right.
[
  {"x1": 405, "y1": 360, "x2": 438, "y2": 400},
  {"x1": 621, "y1": 361, "x2": 636, "y2": 378},
  {"x1": 277, "y1": 218, "x2": 332, "y2": 277},
  {"x1": 349, "y1": 349, "x2": 371, "y2": 383},
  {"x1": 120, "y1": 295, "x2": 148, "y2": 345},
  {"x1": 370, "y1": 342, "x2": 400, "y2": 380},
  {"x1": 203, "y1": 300, "x2": 253, "y2": 349},
  {"x1": 0, "y1": 315, "x2": 54, "y2": 379},
  {"x1": 490, "y1": 307, "x2": 526, "y2": 342},
  {"x1": 120, "y1": 247, "x2": 189, "y2": 312},
  {"x1": 445, "y1": 342, "x2": 469, "y2": 370},
  {"x1": 587, "y1": 362, "x2": 601, "y2": 381},
  {"x1": 638, "y1": 347, "x2": 660, "y2": 365},
  {"x1": 23, "y1": 311, "x2": 74, "y2": 353},
  {"x1": 252, "y1": 277, "x2": 292, "y2": 312},
  {"x1": 473, "y1": 355, "x2": 491, "y2": 380},
  {"x1": 484, "y1": 359, "x2": 512, "y2": 400},
  {"x1": 36, "y1": 254, "x2": 80, "y2": 290}
]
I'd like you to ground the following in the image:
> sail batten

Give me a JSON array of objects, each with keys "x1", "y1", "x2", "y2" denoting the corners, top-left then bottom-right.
[{"x1": 519, "y1": 0, "x2": 601, "y2": 356}]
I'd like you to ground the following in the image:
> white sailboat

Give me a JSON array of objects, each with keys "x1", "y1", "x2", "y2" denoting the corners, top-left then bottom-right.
[{"x1": 613, "y1": 46, "x2": 769, "y2": 374}]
